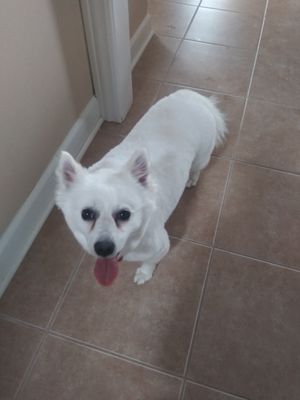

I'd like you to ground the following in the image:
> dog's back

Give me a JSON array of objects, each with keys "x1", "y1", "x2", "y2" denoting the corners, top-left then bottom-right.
[
  {"x1": 171, "y1": 89, "x2": 227, "y2": 146},
  {"x1": 99, "y1": 89, "x2": 227, "y2": 221}
]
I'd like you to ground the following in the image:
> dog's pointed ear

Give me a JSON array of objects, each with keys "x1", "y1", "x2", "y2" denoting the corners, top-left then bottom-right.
[
  {"x1": 56, "y1": 151, "x2": 82, "y2": 188},
  {"x1": 127, "y1": 149, "x2": 148, "y2": 186}
]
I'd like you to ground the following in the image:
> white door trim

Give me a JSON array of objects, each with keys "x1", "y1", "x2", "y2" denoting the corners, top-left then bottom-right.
[{"x1": 80, "y1": 0, "x2": 133, "y2": 122}]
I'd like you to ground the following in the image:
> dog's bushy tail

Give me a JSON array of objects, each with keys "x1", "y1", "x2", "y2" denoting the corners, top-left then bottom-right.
[
  {"x1": 170, "y1": 89, "x2": 228, "y2": 147},
  {"x1": 200, "y1": 95, "x2": 228, "y2": 147}
]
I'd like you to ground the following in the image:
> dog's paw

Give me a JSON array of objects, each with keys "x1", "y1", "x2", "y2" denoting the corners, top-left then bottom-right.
[
  {"x1": 186, "y1": 170, "x2": 201, "y2": 188},
  {"x1": 186, "y1": 178, "x2": 197, "y2": 188},
  {"x1": 186, "y1": 179, "x2": 194, "y2": 188},
  {"x1": 134, "y1": 267, "x2": 153, "y2": 285}
]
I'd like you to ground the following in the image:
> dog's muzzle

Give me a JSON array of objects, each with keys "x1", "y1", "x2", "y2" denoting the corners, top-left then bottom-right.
[{"x1": 94, "y1": 240, "x2": 115, "y2": 257}]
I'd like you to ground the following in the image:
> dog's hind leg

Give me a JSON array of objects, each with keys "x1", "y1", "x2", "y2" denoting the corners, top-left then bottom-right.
[
  {"x1": 134, "y1": 228, "x2": 170, "y2": 285},
  {"x1": 186, "y1": 153, "x2": 210, "y2": 188}
]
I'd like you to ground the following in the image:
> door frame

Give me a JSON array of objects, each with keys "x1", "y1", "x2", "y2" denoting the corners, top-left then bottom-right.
[{"x1": 80, "y1": 0, "x2": 133, "y2": 122}]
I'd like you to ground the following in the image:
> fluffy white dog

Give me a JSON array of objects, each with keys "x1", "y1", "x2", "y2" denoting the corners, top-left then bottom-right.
[{"x1": 56, "y1": 90, "x2": 226, "y2": 286}]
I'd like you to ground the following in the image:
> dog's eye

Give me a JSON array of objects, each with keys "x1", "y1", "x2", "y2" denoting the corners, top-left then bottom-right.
[
  {"x1": 81, "y1": 208, "x2": 98, "y2": 221},
  {"x1": 115, "y1": 209, "x2": 131, "y2": 222}
]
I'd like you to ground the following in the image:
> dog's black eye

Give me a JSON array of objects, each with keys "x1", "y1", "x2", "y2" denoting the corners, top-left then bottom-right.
[
  {"x1": 115, "y1": 209, "x2": 131, "y2": 222},
  {"x1": 81, "y1": 208, "x2": 98, "y2": 221}
]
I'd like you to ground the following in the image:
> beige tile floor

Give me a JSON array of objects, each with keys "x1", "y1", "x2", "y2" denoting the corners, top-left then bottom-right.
[{"x1": 1, "y1": 1, "x2": 300, "y2": 399}]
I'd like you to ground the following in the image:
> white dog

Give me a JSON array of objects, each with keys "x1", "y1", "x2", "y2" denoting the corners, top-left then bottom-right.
[{"x1": 56, "y1": 90, "x2": 226, "y2": 286}]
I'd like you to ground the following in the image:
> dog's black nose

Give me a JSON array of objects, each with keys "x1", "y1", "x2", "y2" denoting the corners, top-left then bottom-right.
[{"x1": 94, "y1": 240, "x2": 115, "y2": 257}]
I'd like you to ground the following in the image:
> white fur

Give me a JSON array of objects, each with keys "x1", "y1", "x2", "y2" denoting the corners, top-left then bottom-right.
[{"x1": 56, "y1": 90, "x2": 227, "y2": 284}]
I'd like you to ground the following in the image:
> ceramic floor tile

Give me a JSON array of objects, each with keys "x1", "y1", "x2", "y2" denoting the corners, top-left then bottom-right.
[
  {"x1": 148, "y1": 0, "x2": 197, "y2": 38},
  {"x1": 236, "y1": 99, "x2": 300, "y2": 173},
  {"x1": 250, "y1": 17, "x2": 300, "y2": 107},
  {"x1": 186, "y1": 8, "x2": 261, "y2": 49},
  {"x1": 52, "y1": 239, "x2": 210, "y2": 374},
  {"x1": 89, "y1": 75, "x2": 161, "y2": 140},
  {"x1": 20, "y1": 335, "x2": 181, "y2": 400},
  {"x1": 215, "y1": 162, "x2": 300, "y2": 268},
  {"x1": 156, "y1": 83, "x2": 245, "y2": 158},
  {"x1": 0, "y1": 319, "x2": 43, "y2": 399},
  {"x1": 81, "y1": 131, "x2": 123, "y2": 167},
  {"x1": 188, "y1": 250, "x2": 300, "y2": 400},
  {"x1": 201, "y1": 0, "x2": 266, "y2": 16},
  {"x1": 167, "y1": 157, "x2": 230, "y2": 245},
  {"x1": 166, "y1": 0, "x2": 200, "y2": 5},
  {"x1": 267, "y1": 0, "x2": 300, "y2": 21},
  {"x1": 133, "y1": 35, "x2": 181, "y2": 80},
  {"x1": 184, "y1": 381, "x2": 240, "y2": 400},
  {"x1": 0, "y1": 210, "x2": 82, "y2": 327},
  {"x1": 167, "y1": 40, "x2": 254, "y2": 96}
]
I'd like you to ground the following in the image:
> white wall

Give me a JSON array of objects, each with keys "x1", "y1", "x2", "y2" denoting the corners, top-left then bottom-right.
[{"x1": 0, "y1": 0, "x2": 93, "y2": 233}]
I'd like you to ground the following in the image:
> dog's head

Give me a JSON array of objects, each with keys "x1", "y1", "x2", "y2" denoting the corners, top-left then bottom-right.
[{"x1": 55, "y1": 150, "x2": 156, "y2": 259}]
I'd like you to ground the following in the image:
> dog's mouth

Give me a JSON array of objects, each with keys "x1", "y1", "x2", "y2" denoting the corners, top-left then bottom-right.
[{"x1": 93, "y1": 253, "x2": 123, "y2": 286}]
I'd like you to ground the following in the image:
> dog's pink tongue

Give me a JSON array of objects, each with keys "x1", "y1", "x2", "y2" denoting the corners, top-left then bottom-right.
[{"x1": 94, "y1": 258, "x2": 119, "y2": 286}]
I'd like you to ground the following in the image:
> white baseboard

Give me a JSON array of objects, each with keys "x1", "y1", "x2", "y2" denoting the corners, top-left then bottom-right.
[
  {"x1": 130, "y1": 14, "x2": 154, "y2": 70},
  {"x1": 0, "y1": 97, "x2": 102, "y2": 297}
]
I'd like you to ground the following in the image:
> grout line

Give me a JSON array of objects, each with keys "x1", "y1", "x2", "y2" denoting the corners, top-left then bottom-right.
[
  {"x1": 214, "y1": 247, "x2": 300, "y2": 275},
  {"x1": 151, "y1": 31, "x2": 260, "y2": 51},
  {"x1": 13, "y1": 252, "x2": 86, "y2": 399},
  {"x1": 46, "y1": 252, "x2": 86, "y2": 330},
  {"x1": 233, "y1": 158, "x2": 300, "y2": 178},
  {"x1": 232, "y1": 0, "x2": 270, "y2": 159},
  {"x1": 199, "y1": 5, "x2": 264, "y2": 17},
  {"x1": 48, "y1": 330, "x2": 183, "y2": 381},
  {"x1": 244, "y1": 94, "x2": 300, "y2": 111},
  {"x1": 179, "y1": 247, "x2": 213, "y2": 399},
  {"x1": 179, "y1": 134, "x2": 238, "y2": 388},
  {"x1": 168, "y1": 233, "x2": 300, "y2": 277},
  {"x1": 14, "y1": 332, "x2": 48, "y2": 399},
  {"x1": 198, "y1": 6, "x2": 249, "y2": 14},
  {"x1": 169, "y1": 234, "x2": 212, "y2": 249},
  {"x1": 179, "y1": 2, "x2": 270, "y2": 397},
  {"x1": 155, "y1": 78, "x2": 248, "y2": 99},
  {"x1": 153, "y1": 77, "x2": 300, "y2": 112},
  {"x1": 155, "y1": 0, "x2": 198, "y2": 7},
  {"x1": 158, "y1": 0, "x2": 201, "y2": 6},
  {"x1": 179, "y1": 380, "x2": 186, "y2": 400},
  {"x1": 179, "y1": 145, "x2": 234, "y2": 395},
  {"x1": 0, "y1": 313, "x2": 46, "y2": 332},
  {"x1": 176, "y1": 37, "x2": 258, "y2": 51},
  {"x1": 162, "y1": 0, "x2": 203, "y2": 81},
  {"x1": 186, "y1": 379, "x2": 251, "y2": 400},
  {"x1": 207, "y1": 0, "x2": 270, "y2": 244}
]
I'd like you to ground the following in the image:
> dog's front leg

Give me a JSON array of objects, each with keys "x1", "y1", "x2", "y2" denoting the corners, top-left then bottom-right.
[{"x1": 134, "y1": 228, "x2": 170, "y2": 285}]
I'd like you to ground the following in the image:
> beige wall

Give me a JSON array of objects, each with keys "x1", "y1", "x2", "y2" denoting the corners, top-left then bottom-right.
[
  {"x1": 128, "y1": 0, "x2": 148, "y2": 37},
  {"x1": 0, "y1": 0, "x2": 93, "y2": 233}
]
